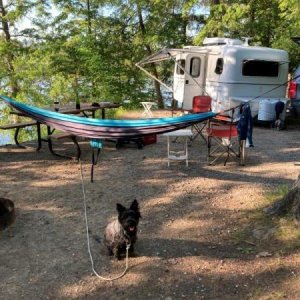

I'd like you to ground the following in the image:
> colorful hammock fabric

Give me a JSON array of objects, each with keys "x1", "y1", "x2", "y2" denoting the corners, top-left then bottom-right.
[{"x1": 0, "y1": 95, "x2": 216, "y2": 139}]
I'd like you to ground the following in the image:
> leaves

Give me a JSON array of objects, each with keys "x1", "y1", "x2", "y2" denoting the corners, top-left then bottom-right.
[{"x1": 0, "y1": 0, "x2": 300, "y2": 105}]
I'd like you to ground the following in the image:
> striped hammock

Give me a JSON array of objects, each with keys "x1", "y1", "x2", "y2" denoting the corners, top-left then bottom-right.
[{"x1": 0, "y1": 95, "x2": 216, "y2": 139}]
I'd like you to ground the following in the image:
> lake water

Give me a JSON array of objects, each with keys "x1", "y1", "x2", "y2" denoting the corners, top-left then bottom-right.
[
  {"x1": 0, "y1": 102, "x2": 15, "y2": 146},
  {"x1": 0, "y1": 132, "x2": 12, "y2": 146}
]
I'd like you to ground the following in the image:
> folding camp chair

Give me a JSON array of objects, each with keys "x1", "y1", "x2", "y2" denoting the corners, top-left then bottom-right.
[
  {"x1": 189, "y1": 95, "x2": 212, "y2": 144},
  {"x1": 206, "y1": 116, "x2": 245, "y2": 166}
]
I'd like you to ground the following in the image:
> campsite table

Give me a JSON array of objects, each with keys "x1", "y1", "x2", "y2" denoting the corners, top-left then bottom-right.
[
  {"x1": 9, "y1": 102, "x2": 121, "y2": 157},
  {"x1": 56, "y1": 102, "x2": 121, "y2": 119},
  {"x1": 45, "y1": 102, "x2": 121, "y2": 159}
]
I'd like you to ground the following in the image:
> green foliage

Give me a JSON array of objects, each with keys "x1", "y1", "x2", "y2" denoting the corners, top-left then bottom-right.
[
  {"x1": 194, "y1": 0, "x2": 300, "y2": 69},
  {"x1": 0, "y1": 0, "x2": 300, "y2": 107},
  {"x1": 274, "y1": 0, "x2": 300, "y2": 70}
]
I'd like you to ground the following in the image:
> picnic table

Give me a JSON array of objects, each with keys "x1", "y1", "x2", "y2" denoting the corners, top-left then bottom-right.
[{"x1": 1, "y1": 101, "x2": 121, "y2": 159}]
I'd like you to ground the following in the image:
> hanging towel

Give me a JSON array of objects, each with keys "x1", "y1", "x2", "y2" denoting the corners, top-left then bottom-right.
[
  {"x1": 275, "y1": 101, "x2": 285, "y2": 120},
  {"x1": 237, "y1": 104, "x2": 254, "y2": 147}
]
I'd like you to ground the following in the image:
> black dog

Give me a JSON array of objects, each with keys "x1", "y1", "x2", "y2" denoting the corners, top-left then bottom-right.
[{"x1": 104, "y1": 199, "x2": 141, "y2": 260}]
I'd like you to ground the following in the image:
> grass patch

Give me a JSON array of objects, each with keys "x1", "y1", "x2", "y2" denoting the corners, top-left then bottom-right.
[
  {"x1": 232, "y1": 185, "x2": 300, "y2": 253},
  {"x1": 101, "y1": 106, "x2": 127, "y2": 119},
  {"x1": 248, "y1": 290, "x2": 288, "y2": 300}
]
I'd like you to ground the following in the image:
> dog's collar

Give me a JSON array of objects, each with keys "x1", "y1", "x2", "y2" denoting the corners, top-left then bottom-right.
[
  {"x1": 123, "y1": 229, "x2": 131, "y2": 242},
  {"x1": 123, "y1": 230, "x2": 134, "y2": 250}
]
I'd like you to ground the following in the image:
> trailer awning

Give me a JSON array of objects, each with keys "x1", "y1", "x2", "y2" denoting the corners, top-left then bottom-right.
[
  {"x1": 136, "y1": 48, "x2": 209, "y2": 66},
  {"x1": 136, "y1": 49, "x2": 181, "y2": 65},
  {"x1": 136, "y1": 48, "x2": 208, "y2": 92},
  {"x1": 135, "y1": 49, "x2": 183, "y2": 92}
]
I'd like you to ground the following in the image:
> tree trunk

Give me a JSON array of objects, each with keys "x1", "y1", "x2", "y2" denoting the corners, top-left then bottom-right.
[
  {"x1": 0, "y1": 0, "x2": 20, "y2": 97},
  {"x1": 137, "y1": 5, "x2": 164, "y2": 109},
  {"x1": 86, "y1": 0, "x2": 92, "y2": 35},
  {"x1": 264, "y1": 174, "x2": 300, "y2": 224}
]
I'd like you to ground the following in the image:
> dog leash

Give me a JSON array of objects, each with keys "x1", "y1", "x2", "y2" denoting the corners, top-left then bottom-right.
[{"x1": 79, "y1": 159, "x2": 130, "y2": 280}]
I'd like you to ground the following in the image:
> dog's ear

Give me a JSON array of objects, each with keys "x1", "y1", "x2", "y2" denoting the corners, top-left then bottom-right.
[
  {"x1": 116, "y1": 203, "x2": 126, "y2": 214},
  {"x1": 130, "y1": 199, "x2": 139, "y2": 211}
]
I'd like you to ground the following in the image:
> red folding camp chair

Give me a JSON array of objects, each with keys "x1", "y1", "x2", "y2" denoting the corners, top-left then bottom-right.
[
  {"x1": 189, "y1": 95, "x2": 212, "y2": 144},
  {"x1": 206, "y1": 117, "x2": 245, "y2": 166}
]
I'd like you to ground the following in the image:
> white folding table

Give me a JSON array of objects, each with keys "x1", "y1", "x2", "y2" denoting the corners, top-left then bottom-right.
[
  {"x1": 162, "y1": 129, "x2": 193, "y2": 167},
  {"x1": 141, "y1": 102, "x2": 157, "y2": 118}
]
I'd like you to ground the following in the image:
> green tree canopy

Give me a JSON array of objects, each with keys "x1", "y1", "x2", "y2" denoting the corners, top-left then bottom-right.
[{"x1": 0, "y1": 0, "x2": 300, "y2": 107}]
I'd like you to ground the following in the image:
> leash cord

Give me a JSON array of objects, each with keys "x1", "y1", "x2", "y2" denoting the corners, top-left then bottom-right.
[{"x1": 79, "y1": 159, "x2": 130, "y2": 281}]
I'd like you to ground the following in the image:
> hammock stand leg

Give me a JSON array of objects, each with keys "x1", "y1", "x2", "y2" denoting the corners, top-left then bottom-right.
[
  {"x1": 91, "y1": 148, "x2": 101, "y2": 183},
  {"x1": 89, "y1": 139, "x2": 103, "y2": 182}
]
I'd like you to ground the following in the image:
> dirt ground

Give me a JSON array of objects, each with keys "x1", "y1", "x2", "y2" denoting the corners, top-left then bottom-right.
[{"x1": 1, "y1": 110, "x2": 300, "y2": 300}]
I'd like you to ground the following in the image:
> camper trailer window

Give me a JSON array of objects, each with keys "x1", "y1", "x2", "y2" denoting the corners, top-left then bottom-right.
[
  {"x1": 176, "y1": 59, "x2": 185, "y2": 75},
  {"x1": 215, "y1": 58, "x2": 224, "y2": 75},
  {"x1": 190, "y1": 57, "x2": 201, "y2": 77},
  {"x1": 242, "y1": 60, "x2": 279, "y2": 77}
]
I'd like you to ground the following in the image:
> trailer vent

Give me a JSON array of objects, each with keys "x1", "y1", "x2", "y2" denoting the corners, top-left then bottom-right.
[{"x1": 203, "y1": 38, "x2": 243, "y2": 46}]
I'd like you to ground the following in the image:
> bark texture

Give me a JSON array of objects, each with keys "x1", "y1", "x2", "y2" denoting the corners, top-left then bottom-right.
[{"x1": 264, "y1": 174, "x2": 300, "y2": 224}]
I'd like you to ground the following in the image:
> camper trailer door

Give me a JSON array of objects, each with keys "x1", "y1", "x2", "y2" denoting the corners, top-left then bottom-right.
[{"x1": 173, "y1": 53, "x2": 206, "y2": 110}]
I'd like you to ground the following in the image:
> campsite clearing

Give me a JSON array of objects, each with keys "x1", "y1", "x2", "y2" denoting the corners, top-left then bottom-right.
[{"x1": 0, "y1": 110, "x2": 300, "y2": 300}]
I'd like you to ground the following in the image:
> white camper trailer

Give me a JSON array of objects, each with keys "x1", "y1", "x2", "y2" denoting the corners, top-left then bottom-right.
[{"x1": 137, "y1": 37, "x2": 289, "y2": 119}]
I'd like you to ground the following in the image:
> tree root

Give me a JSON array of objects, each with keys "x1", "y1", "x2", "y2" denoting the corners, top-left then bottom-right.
[{"x1": 264, "y1": 175, "x2": 300, "y2": 225}]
